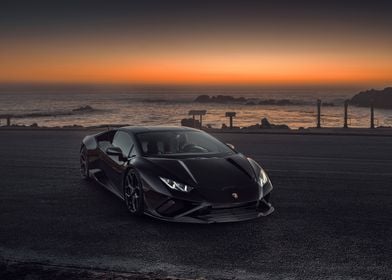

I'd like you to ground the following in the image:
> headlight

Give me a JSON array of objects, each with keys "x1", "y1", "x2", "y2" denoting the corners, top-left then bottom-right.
[
  {"x1": 160, "y1": 177, "x2": 193, "y2": 192},
  {"x1": 258, "y1": 168, "x2": 269, "y2": 187},
  {"x1": 258, "y1": 168, "x2": 270, "y2": 199}
]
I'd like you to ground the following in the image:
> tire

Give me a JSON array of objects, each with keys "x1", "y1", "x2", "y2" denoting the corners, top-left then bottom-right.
[
  {"x1": 264, "y1": 193, "x2": 271, "y2": 203},
  {"x1": 123, "y1": 169, "x2": 144, "y2": 216},
  {"x1": 80, "y1": 145, "x2": 90, "y2": 180}
]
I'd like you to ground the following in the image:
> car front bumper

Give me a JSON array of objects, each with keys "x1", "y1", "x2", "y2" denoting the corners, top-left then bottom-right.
[{"x1": 145, "y1": 196, "x2": 274, "y2": 223}]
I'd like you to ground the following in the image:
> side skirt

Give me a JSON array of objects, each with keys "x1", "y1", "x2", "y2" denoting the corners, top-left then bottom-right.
[{"x1": 89, "y1": 169, "x2": 124, "y2": 201}]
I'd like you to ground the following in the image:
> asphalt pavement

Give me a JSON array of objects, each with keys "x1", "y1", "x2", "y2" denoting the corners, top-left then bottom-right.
[{"x1": 0, "y1": 129, "x2": 391, "y2": 279}]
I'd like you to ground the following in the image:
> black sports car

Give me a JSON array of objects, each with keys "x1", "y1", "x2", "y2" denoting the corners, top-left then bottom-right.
[{"x1": 80, "y1": 126, "x2": 274, "y2": 223}]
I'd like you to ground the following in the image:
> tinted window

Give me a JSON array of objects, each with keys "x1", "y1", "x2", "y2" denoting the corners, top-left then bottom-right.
[
  {"x1": 135, "y1": 130, "x2": 234, "y2": 157},
  {"x1": 112, "y1": 131, "x2": 135, "y2": 156}
]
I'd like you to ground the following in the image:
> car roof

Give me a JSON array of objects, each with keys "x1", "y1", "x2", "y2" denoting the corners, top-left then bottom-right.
[{"x1": 119, "y1": 126, "x2": 201, "y2": 134}]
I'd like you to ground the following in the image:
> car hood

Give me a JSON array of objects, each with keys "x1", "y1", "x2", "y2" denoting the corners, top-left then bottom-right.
[{"x1": 146, "y1": 154, "x2": 260, "y2": 203}]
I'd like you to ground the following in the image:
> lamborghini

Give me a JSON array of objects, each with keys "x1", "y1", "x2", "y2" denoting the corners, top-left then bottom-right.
[{"x1": 80, "y1": 126, "x2": 274, "y2": 223}]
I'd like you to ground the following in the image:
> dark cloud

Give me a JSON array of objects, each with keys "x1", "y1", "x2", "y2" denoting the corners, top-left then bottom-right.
[{"x1": 1, "y1": 0, "x2": 391, "y2": 35}]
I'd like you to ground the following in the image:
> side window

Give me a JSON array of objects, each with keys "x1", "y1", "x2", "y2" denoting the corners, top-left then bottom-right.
[{"x1": 112, "y1": 131, "x2": 135, "y2": 156}]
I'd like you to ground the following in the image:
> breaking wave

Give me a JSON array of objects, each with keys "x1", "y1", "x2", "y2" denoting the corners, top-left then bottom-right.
[{"x1": 0, "y1": 105, "x2": 102, "y2": 119}]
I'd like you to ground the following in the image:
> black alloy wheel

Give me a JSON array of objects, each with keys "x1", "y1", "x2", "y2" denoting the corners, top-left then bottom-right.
[{"x1": 124, "y1": 169, "x2": 144, "y2": 215}]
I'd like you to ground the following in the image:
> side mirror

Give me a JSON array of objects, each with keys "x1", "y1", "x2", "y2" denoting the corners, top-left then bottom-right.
[
  {"x1": 226, "y1": 143, "x2": 235, "y2": 150},
  {"x1": 106, "y1": 147, "x2": 126, "y2": 161}
]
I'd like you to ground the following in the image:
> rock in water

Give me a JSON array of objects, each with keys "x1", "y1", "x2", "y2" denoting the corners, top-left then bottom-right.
[
  {"x1": 260, "y1": 118, "x2": 290, "y2": 129},
  {"x1": 261, "y1": 118, "x2": 272, "y2": 128},
  {"x1": 194, "y1": 95, "x2": 211, "y2": 103},
  {"x1": 72, "y1": 105, "x2": 94, "y2": 112},
  {"x1": 181, "y1": 118, "x2": 201, "y2": 128},
  {"x1": 350, "y1": 87, "x2": 392, "y2": 109},
  {"x1": 194, "y1": 95, "x2": 246, "y2": 103}
]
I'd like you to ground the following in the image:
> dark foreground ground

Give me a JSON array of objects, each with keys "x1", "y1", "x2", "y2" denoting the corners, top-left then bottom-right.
[{"x1": 0, "y1": 129, "x2": 391, "y2": 279}]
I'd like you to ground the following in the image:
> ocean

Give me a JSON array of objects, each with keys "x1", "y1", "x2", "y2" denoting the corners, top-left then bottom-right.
[{"x1": 0, "y1": 87, "x2": 391, "y2": 129}]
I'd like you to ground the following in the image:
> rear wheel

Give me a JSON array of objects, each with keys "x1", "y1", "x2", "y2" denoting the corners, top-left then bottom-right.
[
  {"x1": 80, "y1": 145, "x2": 90, "y2": 180},
  {"x1": 124, "y1": 169, "x2": 144, "y2": 216}
]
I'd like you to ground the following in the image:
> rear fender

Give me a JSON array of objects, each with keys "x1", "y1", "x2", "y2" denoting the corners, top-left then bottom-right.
[
  {"x1": 81, "y1": 129, "x2": 118, "y2": 168},
  {"x1": 82, "y1": 135, "x2": 98, "y2": 151}
]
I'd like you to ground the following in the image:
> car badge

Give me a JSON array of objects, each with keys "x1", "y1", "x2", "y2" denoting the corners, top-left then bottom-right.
[{"x1": 232, "y1": 192, "x2": 239, "y2": 199}]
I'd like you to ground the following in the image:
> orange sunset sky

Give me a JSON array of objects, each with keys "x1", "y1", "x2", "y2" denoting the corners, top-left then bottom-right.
[{"x1": 0, "y1": 1, "x2": 391, "y2": 87}]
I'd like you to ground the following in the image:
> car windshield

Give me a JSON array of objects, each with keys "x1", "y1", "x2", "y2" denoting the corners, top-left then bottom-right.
[{"x1": 135, "y1": 130, "x2": 234, "y2": 157}]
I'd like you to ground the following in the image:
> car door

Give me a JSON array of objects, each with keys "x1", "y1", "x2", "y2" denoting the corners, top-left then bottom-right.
[{"x1": 103, "y1": 131, "x2": 136, "y2": 194}]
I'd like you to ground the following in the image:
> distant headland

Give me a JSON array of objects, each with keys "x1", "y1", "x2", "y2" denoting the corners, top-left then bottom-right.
[{"x1": 350, "y1": 87, "x2": 392, "y2": 109}]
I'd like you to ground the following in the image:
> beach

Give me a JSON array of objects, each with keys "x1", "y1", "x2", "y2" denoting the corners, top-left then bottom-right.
[{"x1": 1, "y1": 128, "x2": 391, "y2": 279}]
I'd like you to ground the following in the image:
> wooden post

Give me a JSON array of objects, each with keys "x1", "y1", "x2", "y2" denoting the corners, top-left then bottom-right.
[
  {"x1": 225, "y1": 112, "x2": 236, "y2": 129},
  {"x1": 370, "y1": 100, "x2": 375, "y2": 129},
  {"x1": 317, "y1": 99, "x2": 321, "y2": 128},
  {"x1": 6, "y1": 116, "x2": 11, "y2": 127},
  {"x1": 199, "y1": 114, "x2": 202, "y2": 129},
  {"x1": 344, "y1": 100, "x2": 349, "y2": 128}
]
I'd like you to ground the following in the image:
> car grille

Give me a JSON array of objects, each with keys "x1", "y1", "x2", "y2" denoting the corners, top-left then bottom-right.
[{"x1": 192, "y1": 201, "x2": 258, "y2": 221}]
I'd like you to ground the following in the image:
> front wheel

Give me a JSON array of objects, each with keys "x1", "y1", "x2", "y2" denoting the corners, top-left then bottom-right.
[{"x1": 124, "y1": 169, "x2": 144, "y2": 216}]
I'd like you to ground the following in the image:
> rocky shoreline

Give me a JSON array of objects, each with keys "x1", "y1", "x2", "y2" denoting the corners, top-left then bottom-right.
[
  {"x1": 194, "y1": 94, "x2": 317, "y2": 106},
  {"x1": 350, "y1": 87, "x2": 392, "y2": 109},
  {"x1": 194, "y1": 87, "x2": 392, "y2": 109}
]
